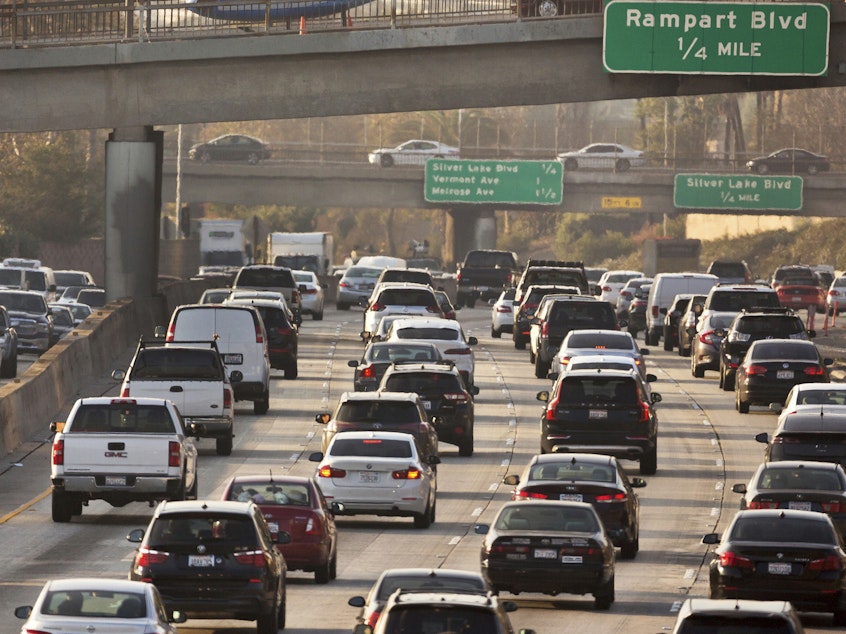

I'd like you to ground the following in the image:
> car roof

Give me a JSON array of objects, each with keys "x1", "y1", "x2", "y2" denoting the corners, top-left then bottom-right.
[
  {"x1": 564, "y1": 328, "x2": 631, "y2": 339},
  {"x1": 327, "y1": 430, "x2": 417, "y2": 443},
  {"x1": 42, "y1": 578, "x2": 156, "y2": 593},
  {"x1": 778, "y1": 411, "x2": 846, "y2": 432},
  {"x1": 388, "y1": 592, "x2": 497, "y2": 608},
  {"x1": 228, "y1": 474, "x2": 312, "y2": 486},
  {"x1": 76, "y1": 396, "x2": 172, "y2": 406},
  {"x1": 756, "y1": 460, "x2": 842, "y2": 472},
  {"x1": 561, "y1": 368, "x2": 640, "y2": 379},
  {"x1": 382, "y1": 362, "x2": 459, "y2": 375},
  {"x1": 531, "y1": 452, "x2": 616, "y2": 467},
  {"x1": 156, "y1": 500, "x2": 256, "y2": 516},
  {"x1": 678, "y1": 598, "x2": 795, "y2": 618},
  {"x1": 339, "y1": 391, "x2": 421, "y2": 403},
  {"x1": 226, "y1": 298, "x2": 288, "y2": 310},
  {"x1": 377, "y1": 567, "x2": 485, "y2": 581}
]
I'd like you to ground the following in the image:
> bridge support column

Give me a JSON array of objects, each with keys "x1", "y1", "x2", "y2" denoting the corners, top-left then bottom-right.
[
  {"x1": 444, "y1": 208, "x2": 497, "y2": 266},
  {"x1": 105, "y1": 127, "x2": 163, "y2": 302}
]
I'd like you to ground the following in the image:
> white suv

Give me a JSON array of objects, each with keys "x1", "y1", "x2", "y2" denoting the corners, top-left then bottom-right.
[{"x1": 362, "y1": 283, "x2": 443, "y2": 342}]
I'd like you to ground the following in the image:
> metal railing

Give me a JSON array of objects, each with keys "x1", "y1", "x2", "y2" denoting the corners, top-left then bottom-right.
[{"x1": 0, "y1": 0, "x2": 602, "y2": 48}]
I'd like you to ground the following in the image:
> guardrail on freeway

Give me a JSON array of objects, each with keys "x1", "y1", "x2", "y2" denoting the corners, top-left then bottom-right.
[{"x1": 0, "y1": 0, "x2": 601, "y2": 48}]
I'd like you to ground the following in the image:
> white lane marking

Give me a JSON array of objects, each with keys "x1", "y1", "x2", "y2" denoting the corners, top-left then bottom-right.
[
  {"x1": 670, "y1": 600, "x2": 683, "y2": 613},
  {"x1": 489, "y1": 483, "x2": 499, "y2": 491},
  {"x1": 508, "y1": 419, "x2": 516, "y2": 427},
  {"x1": 715, "y1": 482, "x2": 724, "y2": 490},
  {"x1": 501, "y1": 459, "x2": 509, "y2": 467},
  {"x1": 710, "y1": 507, "x2": 719, "y2": 517},
  {"x1": 471, "y1": 507, "x2": 483, "y2": 517},
  {"x1": 711, "y1": 438, "x2": 717, "y2": 445},
  {"x1": 683, "y1": 569, "x2": 695, "y2": 579},
  {"x1": 716, "y1": 458, "x2": 724, "y2": 466},
  {"x1": 691, "y1": 403, "x2": 701, "y2": 410},
  {"x1": 306, "y1": 431, "x2": 314, "y2": 440},
  {"x1": 505, "y1": 438, "x2": 514, "y2": 446},
  {"x1": 449, "y1": 536, "x2": 461, "y2": 545},
  {"x1": 289, "y1": 453, "x2": 298, "y2": 461}
]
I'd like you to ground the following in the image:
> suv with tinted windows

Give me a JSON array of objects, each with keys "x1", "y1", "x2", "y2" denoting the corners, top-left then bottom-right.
[
  {"x1": 375, "y1": 268, "x2": 435, "y2": 289},
  {"x1": 379, "y1": 361, "x2": 478, "y2": 457},
  {"x1": 670, "y1": 599, "x2": 804, "y2": 634},
  {"x1": 756, "y1": 410, "x2": 846, "y2": 469},
  {"x1": 531, "y1": 296, "x2": 618, "y2": 378},
  {"x1": 705, "y1": 260, "x2": 754, "y2": 284},
  {"x1": 362, "y1": 282, "x2": 442, "y2": 343},
  {"x1": 233, "y1": 265, "x2": 302, "y2": 325},
  {"x1": 702, "y1": 283, "x2": 781, "y2": 320},
  {"x1": 536, "y1": 368, "x2": 661, "y2": 474},
  {"x1": 0, "y1": 289, "x2": 53, "y2": 354},
  {"x1": 719, "y1": 307, "x2": 812, "y2": 391},
  {"x1": 514, "y1": 260, "x2": 589, "y2": 306},
  {"x1": 127, "y1": 500, "x2": 288, "y2": 634},
  {"x1": 513, "y1": 285, "x2": 580, "y2": 350}
]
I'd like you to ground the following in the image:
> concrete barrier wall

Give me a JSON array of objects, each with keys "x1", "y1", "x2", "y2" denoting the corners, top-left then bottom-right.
[{"x1": 0, "y1": 279, "x2": 217, "y2": 458}]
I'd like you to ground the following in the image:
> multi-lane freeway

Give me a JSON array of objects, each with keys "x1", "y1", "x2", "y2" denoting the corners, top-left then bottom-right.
[{"x1": 0, "y1": 305, "x2": 842, "y2": 633}]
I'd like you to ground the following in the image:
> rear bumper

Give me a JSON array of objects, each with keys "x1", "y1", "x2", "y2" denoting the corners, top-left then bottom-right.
[{"x1": 184, "y1": 416, "x2": 233, "y2": 438}]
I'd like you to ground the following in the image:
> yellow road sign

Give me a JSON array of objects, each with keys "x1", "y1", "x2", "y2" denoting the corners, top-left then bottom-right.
[{"x1": 601, "y1": 197, "x2": 642, "y2": 209}]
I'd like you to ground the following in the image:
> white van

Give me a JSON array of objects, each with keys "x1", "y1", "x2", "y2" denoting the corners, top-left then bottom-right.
[
  {"x1": 163, "y1": 304, "x2": 271, "y2": 414},
  {"x1": 645, "y1": 273, "x2": 718, "y2": 346}
]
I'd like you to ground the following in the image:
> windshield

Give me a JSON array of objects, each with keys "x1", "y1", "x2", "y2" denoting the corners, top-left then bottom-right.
[{"x1": 0, "y1": 292, "x2": 46, "y2": 313}]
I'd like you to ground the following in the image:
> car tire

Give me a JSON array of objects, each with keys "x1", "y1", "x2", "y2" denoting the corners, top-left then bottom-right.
[
  {"x1": 247, "y1": 152, "x2": 260, "y2": 165},
  {"x1": 278, "y1": 590, "x2": 286, "y2": 631},
  {"x1": 199, "y1": 151, "x2": 211, "y2": 164},
  {"x1": 615, "y1": 158, "x2": 631, "y2": 172},
  {"x1": 722, "y1": 369, "x2": 735, "y2": 392},
  {"x1": 254, "y1": 390, "x2": 270, "y2": 415},
  {"x1": 313, "y1": 310, "x2": 323, "y2": 321},
  {"x1": 736, "y1": 388, "x2": 750, "y2": 414},
  {"x1": 628, "y1": 328, "x2": 638, "y2": 339},
  {"x1": 187, "y1": 473, "x2": 199, "y2": 500},
  {"x1": 0, "y1": 352, "x2": 15, "y2": 378},
  {"x1": 833, "y1": 606, "x2": 846, "y2": 627},
  {"x1": 216, "y1": 435, "x2": 233, "y2": 456},
  {"x1": 414, "y1": 501, "x2": 433, "y2": 529},
  {"x1": 337, "y1": 302, "x2": 349, "y2": 311},
  {"x1": 646, "y1": 329, "x2": 660, "y2": 346},
  {"x1": 594, "y1": 575, "x2": 615, "y2": 610},
  {"x1": 529, "y1": 348, "x2": 536, "y2": 364},
  {"x1": 458, "y1": 434, "x2": 474, "y2": 457},
  {"x1": 564, "y1": 157, "x2": 578, "y2": 171},
  {"x1": 466, "y1": 297, "x2": 476, "y2": 308},
  {"x1": 663, "y1": 326, "x2": 673, "y2": 351},
  {"x1": 51, "y1": 490, "x2": 73, "y2": 523},
  {"x1": 314, "y1": 559, "x2": 331, "y2": 585},
  {"x1": 285, "y1": 363, "x2": 298, "y2": 380},
  {"x1": 534, "y1": 355, "x2": 548, "y2": 379},
  {"x1": 491, "y1": 325, "x2": 501, "y2": 338},
  {"x1": 256, "y1": 602, "x2": 279, "y2": 634},
  {"x1": 692, "y1": 364, "x2": 705, "y2": 379},
  {"x1": 380, "y1": 153, "x2": 394, "y2": 168},
  {"x1": 640, "y1": 444, "x2": 657, "y2": 475},
  {"x1": 620, "y1": 535, "x2": 638, "y2": 560},
  {"x1": 514, "y1": 336, "x2": 526, "y2": 350}
]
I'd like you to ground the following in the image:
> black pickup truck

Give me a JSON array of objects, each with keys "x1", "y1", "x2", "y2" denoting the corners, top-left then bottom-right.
[{"x1": 455, "y1": 250, "x2": 520, "y2": 308}]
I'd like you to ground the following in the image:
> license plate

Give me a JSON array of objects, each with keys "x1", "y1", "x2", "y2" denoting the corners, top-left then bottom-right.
[
  {"x1": 768, "y1": 562, "x2": 792, "y2": 575},
  {"x1": 589, "y1": 409, "x2": 608, "y2": 419},
  {"x1": 534, "y1": 549, "x2": 557, "y2": 559},
  {"x1": 267, "y1": 522, "x2": 279, "y2": 533},
  {"x1": 788, "y1": 501, "x2": 812, "y2": 511},
  {"x1": 559, "y1": 494, "x2": 583, "y2": 502},
  {"x1": 188, "y1": 555, "x2": 215, "y2": 567},
  {"x1": 561, "y1": 555, "x2": 583, "y2": 563},
  {"x1": 359, "y1": 472, "x2": 380, "y2": 483},
  {"x1": 223, "y1": 353, "x2": 243, "y2": 365},
  {"x1": 792, "y1": 297, "x2": 802, "y2": 302},
  {"x1": 104, "y1": 476, "x2": 126, "y2": 486},
  {"x1": 777, "y1": 370, "x2": 793, "y2": 380},
  {"x1": 422, "y1": 401, "x2": 431, "y2": 410}
]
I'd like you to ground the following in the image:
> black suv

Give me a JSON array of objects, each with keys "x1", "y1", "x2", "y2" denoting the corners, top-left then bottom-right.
[
  {"x1": 513, "y1": 285, "x2": 581, "y2": 350},
  {"x1": 702, "y1": 283, "x2": 781, "y2": 316},
  {"x1": 719, "y1": 307, "x2": 812, "y2": 391},
  {"x1": 127, "y1": 500, "x2": 288, "y2": 634},
  {"x1": 233, "y1": 265, "x2": 302, "y2": 324},
  {"x1": 756, "y1": 410, "x2": 846, "y2": 469},
  {"x1": 532, "y1": 296, "x2": 618, "y2": 378},
  {"x1": 379, "y1": 361, "x2": 479, "y2": 457},
  {"x1": 536, "y1": 368, "x2": 661, "y2": 474},
  {"x1": 514, "y1": 259, "x2": 589, "y2": 305}
]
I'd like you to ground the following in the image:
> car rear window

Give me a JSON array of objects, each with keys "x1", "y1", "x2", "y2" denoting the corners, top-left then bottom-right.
[
  {"x1": 227, "y1": 483, "x2": 310, "y2": 506},
  {"x1": 464, "y1": 251, "x2": 516, "y2": 268},
  {"x1": 377, "y1": 576, "x2": 486, "y2": 600},
  {"x1": 797, "y1": 389, "x2": 846, "y2": 405},
  {"x1": 71, "y1": 404, "x2": 174, "y2": 433},
  {"x1": 526, "y1": 271, "x2": 585, "y2": 289},
  {"x1": 42, "y1": 590, "x2": 147, "y2": 619},
  {"x1": 736, "y1": 316, "x2": 804, "y2": 336},
  {"x1": 24, "y1": 271, "x2": 48, "y2": 292},
  {"x1": 382, "y1": 606, "x2": 499, "y2": 634},
  {"x1": 495, "y1": 505, "x2": 598, "y2": 532},
  {"x1": 757, "y1": 467, "x2": 842, "y2": 490},
  {"x1": 550, "y1": 302, "x2": 616, "y2": 328},
  {"x1": 530, "y1": 462, "x2": 614, "y2": 483},
  {"x1": 251, "y1": 305, "x2": 292, "y2": 329},
  {"x1": 366, "y1": 345, "x2": 438, "y2": 363},
  {"x1": 235, "y1": 268, "x2": 295, "y2": 287},
  {"x1": 0, "y1": 292, "x2": 46, "y2": 312},
  {"x1": 336, "y1": 401, "x2": 422, "y2": 423},
  {"x1": 377, "y1": 289, "x2": 435, "y2": 306},
  {"x1": 380, "y1": 271, "x2": 433, "y2": 285},
  {"x1": 0, "y1": 269, "x2": 23, "y2": 287},
  {"x1": 559, "y1": 377, "x2": 639, "y2": 404},
  {"x1": 708, "y1": 262, "x2": 748, "y2": 277},
  {"x1": 677, "y1": 615, "x2": 794, "y2": 634},
  {"x1": 384, "y1": 373, "x2": 463, "y2": 393},
  {"x1": 730, "y1": 516, "x2": 834, "y2": 543},
  {"x1": 749, "y1": 342, "x2": 818, "y2": 361},
  {"x1": 394, "y1": 327, "x2": 459, "y2": 341},
  {"x1": 566, "y1": 332, "x2": 633, "y2": 350},
  {"x1": 131, "y1": 349, "x2": 222, "y2": 380},
  {"x1": 149, "y1": 515, "x2": 257, "y2": 549},
  {"x1": 708, "y1": 290, "x2": 780, "y2": 312},
  {"x1": 330, "y1": 437, "x2": 413, "y2": 457}
]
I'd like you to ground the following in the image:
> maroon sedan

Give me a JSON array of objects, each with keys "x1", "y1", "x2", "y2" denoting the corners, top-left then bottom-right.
[{"x1": 222, "y1": 474, "x2": 340, "y2": 584}]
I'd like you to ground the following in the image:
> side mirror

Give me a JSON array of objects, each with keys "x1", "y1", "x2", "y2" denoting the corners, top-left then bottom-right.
[
  {"x1": 702, "y1": 533, "x2": 720, "y2": 545},
  {"x1": 714, "y1": 329, "x2": 727, "y2": 338},
  {"x1": 646, "y1": 373, "x2": 657, "y2": 382},
  {"x1": 824, "y1": 358, "x2": 834, "y2": 366},
  {"x1": 14, "y1": 606, "x2": 32, "y2": 620},
  {"x1": 503, "y1": 601, "x2": 518, "y2": 613},
  {"x1": 808, "y1": 329, "x2": 817, "y2": 338},
  {"x1": 471, "y1": 386, "x2": 480, "y2": 396},
  {"x1": 229, "y1": 370, "x2": 243, "y2": 383},
  {"x1": 274, "y1": 530, "x2": 292, "y2": 545},
  {"x1": 474, "y1": 523, "x2": 490, "y2": 534},
  {"x1": 755, "y1": 432, "x2": 769, "y2": 444},
  {"x1": 170, "y1": 611, "x2": 188, "y2": 624},
  {"x1": 429, "y1": 455, "x2": 442, "y2": 466},
  {"x1": 630, "y1": 477, "x2": 647, "y2": 488},
  {"x1": 659, "y1": 307, "x2": 667, "y2": 315},
  {"x1": 315, "y1": 413, "x2": 331, "y2": 425},
  {"x1": 353, "y1": 626, "x2": 374, "y2": 634},
  {"x1": 308, "y1": 451, "x2": 324, "y2": 462},
  {"x1": 111, "y1": 369, "x2": 126, "y2": 381},
  {"x1": 732, "y1": 483, "x2": 747, "y2": 494},
  {"x1": 640, "y1": 348, "x2": 650, "y2": 355},
  {"x1": 488, "y1": 299, "x2": 496, "y2": 306},
  {"x1": 348, "y1": 359, "x2": 359, "y2": 368},
  {"x1": 537, "y1": 391, "x2": 550, "y2": 402},
  {"x1": 50, "y1": 421, "x2": 65, "y2": 433},
  {"x1": 330, "y1": 501, "x2": 345, "y2": 514},
  {"x1": 153, "y1": 325, "x2": 167, "y2": 338},
  {"x1": 348, "y1": 596, "x2": 366, "y2": 608},
  {"x1": 619, "y1": 319, "x2": 628, "y2": 328},
  {"x1": 126, "y1": 528, "x2": 145, "y2": 543},
  {"x1": 187, "y1": 422, "x2": 205, "y2": 438},
  {"x1": 769, "y1": 402, "x2": 784, "y2": 414},
  {"x1": 547, "y1": 372, "x2": 559, "y2": 381},
  {"x1": 467, "y1": 336, "x2": 478, "y2": 346},
  {"x1": 503, "y1": 474, "x2": 519, "y2": 485},
  {"x1": 299, "y1": 284, "x2": 307, "y2": 292},
  {"x1": 651, "y1": 393, "x2": 662, "y2": 404}
]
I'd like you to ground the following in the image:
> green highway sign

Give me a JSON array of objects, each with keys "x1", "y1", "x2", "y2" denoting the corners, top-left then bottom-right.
[
  {"x1": 603, "y1": 1, "x2": 829, "y2": 75},
  {"x1": 424, "y1": 159, "x2": 563, "y2": 205},
  {"x1": 674, "y1": 173, "x2": 803, "y2": 211}
]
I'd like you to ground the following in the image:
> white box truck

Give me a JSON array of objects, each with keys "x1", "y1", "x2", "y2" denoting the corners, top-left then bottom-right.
[
  {"x1": 199, "y1": 219, "x2": 248, "y2": 267},
  {"x1": 266, "y1": 232, "x2": 334, "y2": 276}
]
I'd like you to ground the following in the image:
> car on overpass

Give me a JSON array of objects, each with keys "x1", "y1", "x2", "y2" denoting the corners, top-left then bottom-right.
[
  {"x1": 188, "y1": 134, "x2": 272, "y2": 165},
  {"x1": 368, "y1": 139, "x2": 459, "y2": 168},
  {"x1": 746, "y1": 147, "x2": 830, "y2": 175},
  {"x1": 557, "y1": 143, "x2": 646, "y2": 172}
]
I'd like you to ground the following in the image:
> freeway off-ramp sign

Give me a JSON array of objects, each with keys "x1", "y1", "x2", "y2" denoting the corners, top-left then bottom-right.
[
  {"x1": 603, "y1": 1, "x2": 829, "y2": 75},
  {"x1": 424, "y1": 159, "x2": 563, "y2": 205}
]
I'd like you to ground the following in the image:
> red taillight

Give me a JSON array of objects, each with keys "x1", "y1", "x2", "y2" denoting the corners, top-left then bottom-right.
[
  {"x1": 360, "y1": 365, "x2": 375, "y2": 378},
  {"x1": 366, "y1": 611, "x2": 381, "y2": 628},
  {"x1": 771, "y1": 436, "x2": 800, "y2": 444},
  {"x1": 302, "y1": 288, "x2": 317, "y2": 295},
  {"x1": 304, "y1": 514, "x2": 322, "y2": 535},
  {"x1": 808, "y1": 555, "x2": 842, "y2": 571},
  {"x1": 318, "y1": 465, "x2": 346, "y2": 478},
  {"x1": 254, "y1": 320, "x2": 264, "y2": 344},
  {"x1": 120, "y1": 386, "x2": 130, "y2": 398},
  {"x1": 804, "y1": 365, "x2": 825, "y2": 376},
  {"x1": 638, "y1": 401, "x2": 650, "y2": 423},
  {"x1": 392, "y1": 468, "x2": 422, "y2": 480},
  {"x1": 541, "y1": 321, "x2": 549, "y2": 336},
  {"x1": 444, "y1": 347, "x2": 472, "y2": 355},
  {"x1": 339, "y1": 281, "x2": 352, "y2": 288},
  {"x1": 830, "y1": 290, "x2": 841, "y2": 297},
  {"x1": 165, "y1": 322, "x2": 176, "y2": 342},
  {"x1": 747, "y1": 500, "x2": 779, "y2": 509},
  {"x1": 595, "y1": 493, "x2": 627, "y2": 502},
  {"x1": 52, "y1": 439, "x2": 64, "y2": 465},
  {"x1": 136, "y1": 547, "x2": 169, "y2": 567},
  {"x1": 495, "y1": 305, "x2": 512, "y2": 314},
  {"x1": 602, "y1": 285, "x2": 612, "y2": 292},
  {"x1": 620, "y1": 291, "x2": 632, "y2": 298},
  {"x1": 276, "y1": 326, "x2": 294, "y2": 336},
  {"x1": 822, "y1": 501, "x2": 845, "y2": 513},
  {"x1": 719, "y1": 551, "x2": 754, "y2": 570},
  {"x1": 233, "y1": 550, "x2": 267, "y2": 567},
  {"x1": 223, "y1": 387, "x2": 232, "y2": 409},
  {"x1": 492, "y1": 544, "x2": 530, "y2": 554},
  {"x1": 168, "y1": 441, "x2": 181, "y2": 467},
  {"x1": 370, "y1": 302, "x2": 386, "y2": 312},
  {"x1": 545, "y1": 393, "x2": 560, "y2": 421},
  {"x1": 513, "y1": 490, "x2": 548, "y2": 500},
  {"x1": 699, "y1": 330, "x2": 716, "y2": 346},
  {"x1": 746, "y1": 364, "x2": 768, "y2": 376}
]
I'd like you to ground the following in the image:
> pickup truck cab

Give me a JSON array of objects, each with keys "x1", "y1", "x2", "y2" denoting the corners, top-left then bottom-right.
[
  {"x1": 50, "y1": 397, "x2": 200, "y2": 523},
  {"x1": 112, "y1": 340, "x2": 240, "y2": 455},
  {"x1": 456, "y1": 249, "x2": 519, "y2": 308}
]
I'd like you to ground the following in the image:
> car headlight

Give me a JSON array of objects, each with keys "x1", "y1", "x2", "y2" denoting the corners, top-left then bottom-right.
[{"x1": 36, "y1": 323, "x2": 49, "y2": 333}]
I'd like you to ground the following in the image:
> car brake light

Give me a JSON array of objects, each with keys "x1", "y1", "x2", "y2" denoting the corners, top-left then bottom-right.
[
  {"x1": 233, "y1": 550, "x2": 267, "y2": 567},
  {"x1": 254, "y1": 320, "x2": 264, "y2": 344},
  {"x1": 719, "y1": 551, "x2": 754, "y2": 570},
  {"x1": 52, "y1": 438, "x2": 64, "y2": 465},
  {"x1": 746, "y1": 364, "x2": 768, "y2": 376},
  {"x1": 370, "y1": 302, "x2": 386, "y2": 311},
  {"x1": 595, "y1": 493, "x2": 627, "y2": 502},
  {"x1": 166, "y1": 322, "x2": 176, "y2": 342},
  {"x1": 443, "y1": 393, "x2": 469, "y2": 403},
  {"x1": 699, "y1": 330, "x2": 716, "y2": 346},
  {"x1": 545, "y1": 393, "x2": 560, "y2": 421},
  {"x1": 559, "y1": 356, "x2": 572, "y2": 367},
  {"x1": 168, "y1": 441, "x2": 181, "y2": 467},
  {"x1": 496, "y1": 305, "x2": 512, "y2": 314},
  {"x1": 771, "y1": 436, "x2": 800, "y2": 444},
  {"x1": 304, "y1": 515, "x2": 322, "y2": 535},
  {"x1": 444, "y1": 348, "x2": 472, "y2": 355},
  {"x1": 602, "y1": 285, "x2": 612, "y2": 292},
  {"x1": 136, "y1": 547, "x2": 169, "y2": 567},
  {"x1": 120, "y1": 386, "x2": 130, "y2": 397},
  {"x1": 318, "y1": 466, "x2": 346, "y2": 478},
  {"x1": 620, "y1": 291, "x2": 632, "y2": 298},
  {"x1": 366, "y1": 611, "x2": 381, "y2": 628},
  {"x1": 360, "y1": 365, "x2": 375, "y2": 378},
  {"x1": 541, "y1": 321, "x2": 549, "y2": 336},
  {"x1": 392, "y1": 468, "x2": 422, "y2": 480},
  {"x1": 747, "y1": 500, "x2": 779, "y2": 509},
  {"x1": 339, "y1": 281, "x2": 352, "y2": 288},
  {"x1": 513, "y1": 490, "x2": 548, "y2": 500},
  {"x1": 638, "y1": 401, "x2": 650, "y2": 423},
  {"x1": 804, "y1": 365, "x2": 825, "y2": 376},
  {"x1": 302, "y1": 288, "x2": 317, "y2": 295},
  {"x1": 808, "y1": 555, "x2": 842, "y2": 571},
  {"x1": 822, "y1": 501, "x2": 844, "y2": 513},
  {"x1": 830, "y1": 290, "x2": 841, "y2": 297},
  {"x1": 223, "y1": 387, "x2": 232, "y2": 409}
]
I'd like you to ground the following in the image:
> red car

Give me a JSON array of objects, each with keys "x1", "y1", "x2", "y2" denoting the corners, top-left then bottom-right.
[
  {"x1": 776, "y1": 275, "x2": 826, "y2": 312},
  {"x1": 221, "y1": 474, "x2": 340, "y2": 584}
]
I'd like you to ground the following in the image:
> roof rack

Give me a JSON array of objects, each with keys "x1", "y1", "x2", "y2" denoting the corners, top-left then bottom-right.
[{"x1": 525, "y1": 259, "x2": 584, "y2": 269}]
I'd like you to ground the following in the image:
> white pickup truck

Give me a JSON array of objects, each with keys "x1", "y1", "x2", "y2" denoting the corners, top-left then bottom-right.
[
  {"x1": 112, "y1": 340, "x2": 241, "y2": 455},
  {"x1": 50, "y1": 397, "x2": 199, "y2": 523}
]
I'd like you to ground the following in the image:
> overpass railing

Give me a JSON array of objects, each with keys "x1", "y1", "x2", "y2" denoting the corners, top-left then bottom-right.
[{"x1": 0, "y1": 0, "x2": 602, "y2": 48}]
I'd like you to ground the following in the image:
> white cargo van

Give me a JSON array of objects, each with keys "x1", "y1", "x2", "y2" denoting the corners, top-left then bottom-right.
[
  {"x1": 645, "y1": 273, "x2": 718, "y2": 346},
  {"x1": 163, "y1": 304, "x2": 271, "y2": 414}
]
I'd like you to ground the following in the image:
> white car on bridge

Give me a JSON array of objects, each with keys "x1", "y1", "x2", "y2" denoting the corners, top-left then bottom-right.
[
  {"x1": 368, "y1": 139, "x2": 459, "y2": 168},
  {"x1": 557, "y1": 143, "x2": 645, "y2": 172}
]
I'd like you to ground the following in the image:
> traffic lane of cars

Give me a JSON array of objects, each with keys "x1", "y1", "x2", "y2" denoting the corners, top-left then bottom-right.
[{"x1": 0, "y1": 307, "x2": 837, "y2": 634}]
